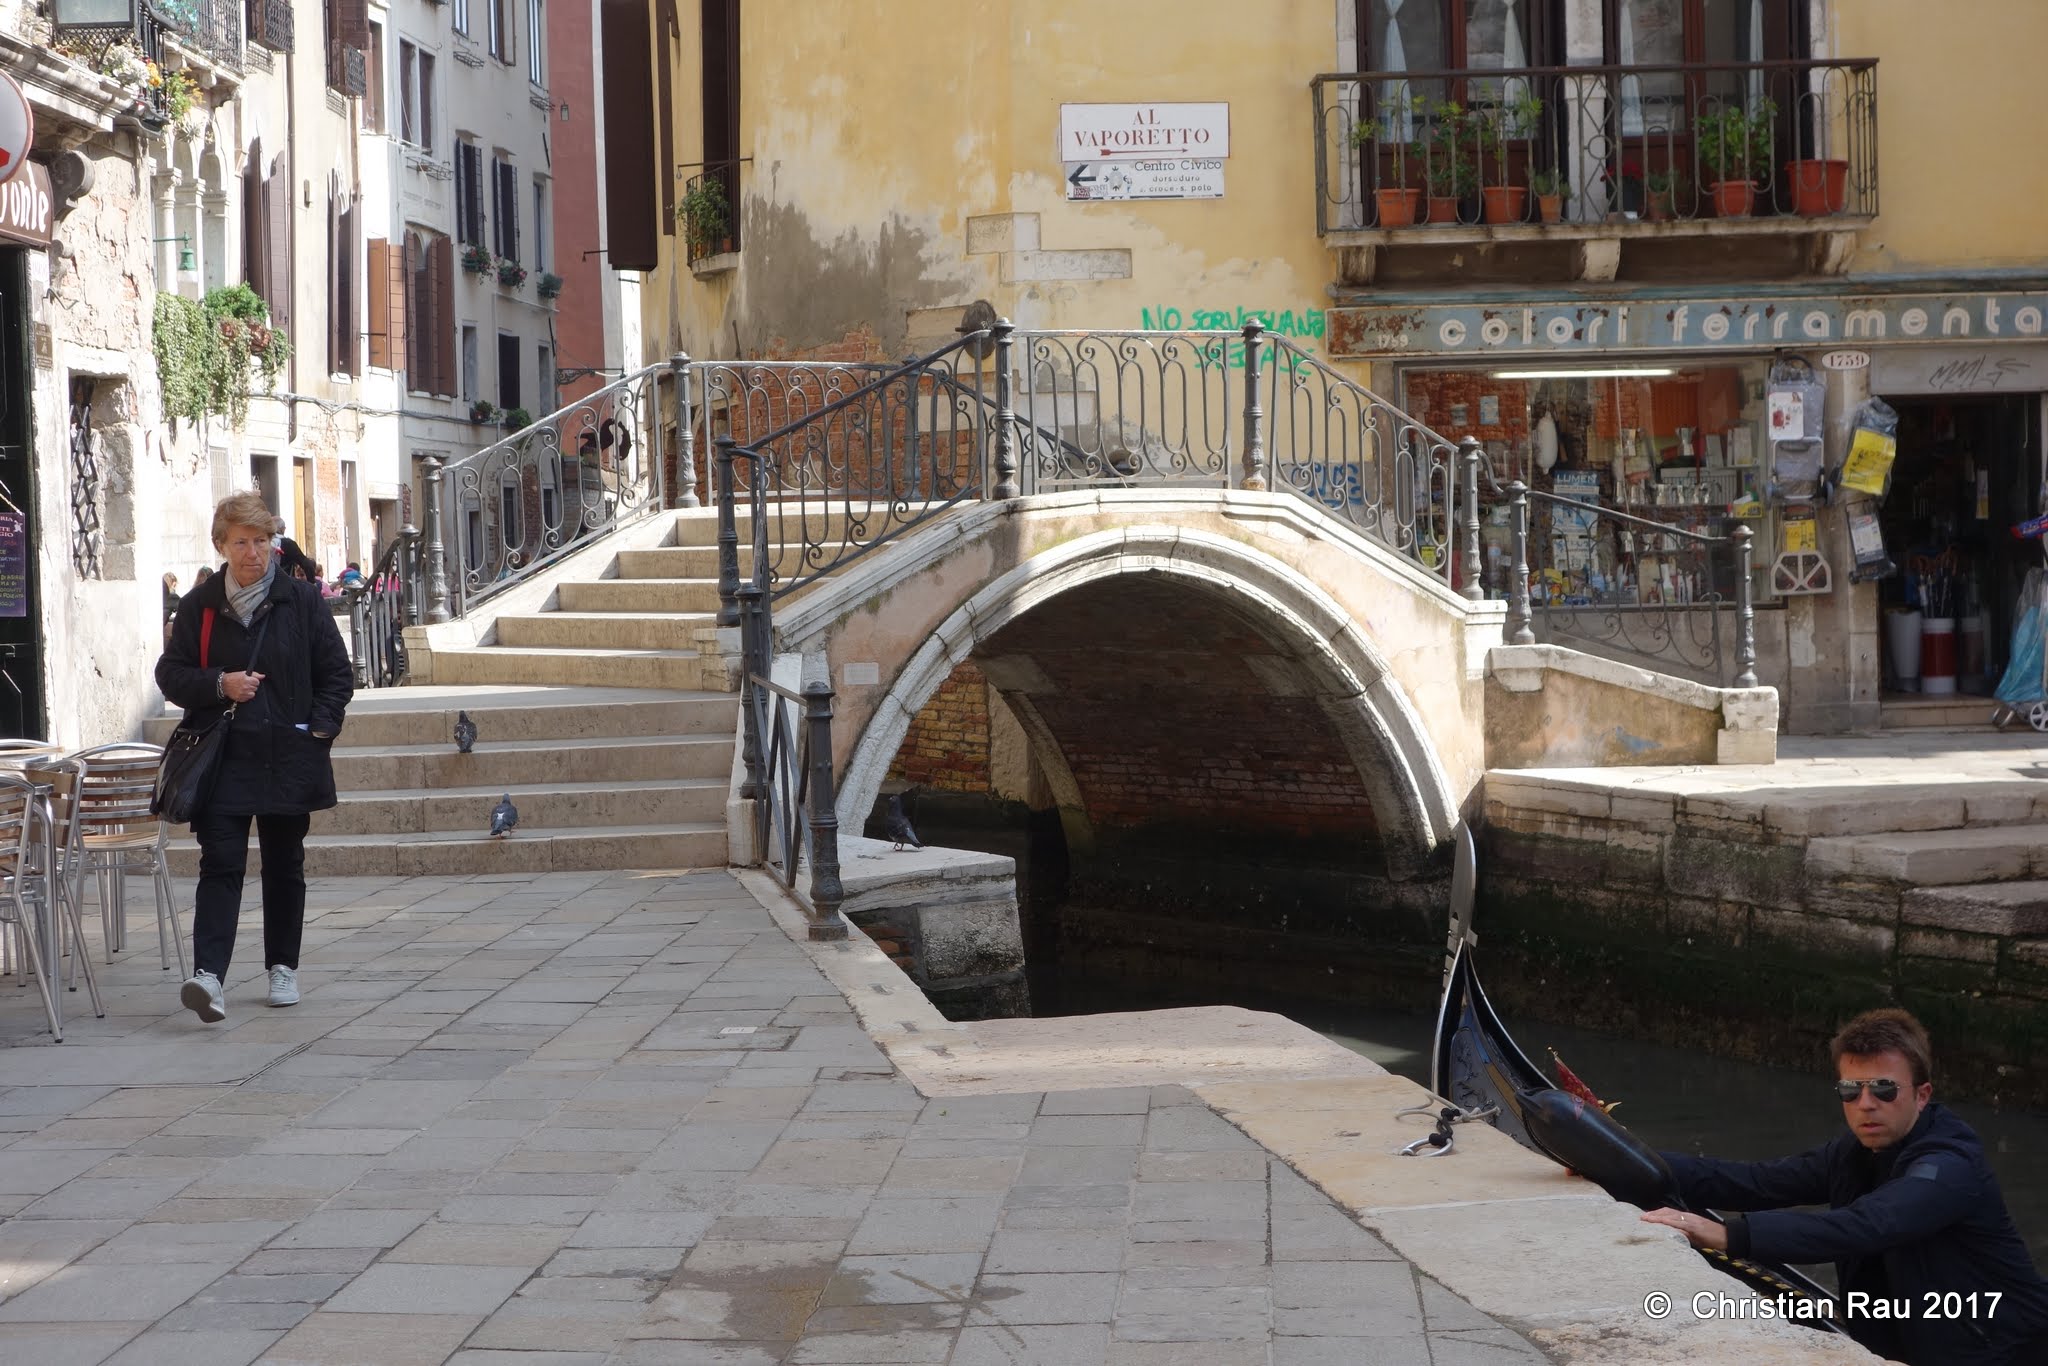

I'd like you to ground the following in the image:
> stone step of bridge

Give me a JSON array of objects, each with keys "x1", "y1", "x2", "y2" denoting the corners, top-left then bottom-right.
[
  {"x1": 496, "y1": 611, "x2": 713, "y2": 651},
  {"x1": 150, "y1": 685, "x2": 734, "y2": 878},
  {"x1": 558, "y1": 577, "x2": 726, "y2": 615},
  {"x1": 428, "y1": 645, "x2": 706, "y2": 691},
  {"x1": 165, "y1": 822, "x2": 728, "y2": 878},
  {"x1": 1806, "y1": 823, "x2": 2048, "y2": 885}
]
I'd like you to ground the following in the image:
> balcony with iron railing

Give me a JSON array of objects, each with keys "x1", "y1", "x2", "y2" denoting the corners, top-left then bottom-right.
[
  {"x1": 1312, "y1": 58, "x2": 1876, "y2": 282},
  {"x1": 156, "y1": 0, "x2": 243, "y2": 75}
]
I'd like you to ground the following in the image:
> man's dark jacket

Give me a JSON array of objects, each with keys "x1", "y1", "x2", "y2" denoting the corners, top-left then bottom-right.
[
  {"x1": 154, "y1": 570, "x2": 353, "y2": 817},
  {"x1": 1665, "y1": 1103, "x2": 2048, "y2": 1365}
]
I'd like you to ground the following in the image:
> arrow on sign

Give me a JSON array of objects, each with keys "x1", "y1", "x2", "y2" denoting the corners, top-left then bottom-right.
[{"x1": 1067, "y1": 164, "x2": 1097, "y2": 188}]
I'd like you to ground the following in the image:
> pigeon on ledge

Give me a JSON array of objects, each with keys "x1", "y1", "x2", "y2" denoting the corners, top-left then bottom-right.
[
  {"x1": 454, "y1": 710, "x2": 478, "y2": 754},
  {"x1": 883, "y1": 791, "x2": 921, "y2": 851},
  {"x1": 489, "y1": 794, "x2": 519, "y2": 838}
]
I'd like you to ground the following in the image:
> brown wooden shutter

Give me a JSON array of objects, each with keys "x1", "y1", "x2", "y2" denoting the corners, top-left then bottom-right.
[
  {"x1": 265, "y1": 158, "x2": 291, "y2": 334},
  {"x1": 430, "y1": 234, "x2": 455, "y2": 398},
  {"x1": 367, "y1": 238, "x2": 406, "y2": 372},
  {"x1": 600, "y1": 0, "x2": 658, "y2": 270},
  {"x1": 333, "y1": 0, "x2": 369, "y2": 48},
  {"x1": 243, "y1": 138, "x2": 265, "y2": 293}
]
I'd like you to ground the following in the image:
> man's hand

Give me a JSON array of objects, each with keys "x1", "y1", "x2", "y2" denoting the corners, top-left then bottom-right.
[
  {"x1": 1641, "y1": 1208, "x2": 1729, "y2": 1252},
  {"x1": 223, "y1": 669, "x2": 265, "y2": 704}
]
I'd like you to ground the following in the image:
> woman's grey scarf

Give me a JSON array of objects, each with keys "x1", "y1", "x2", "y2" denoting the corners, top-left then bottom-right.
[{"x1": 225, "y1": 557, "x2": 276, "y2": 626}]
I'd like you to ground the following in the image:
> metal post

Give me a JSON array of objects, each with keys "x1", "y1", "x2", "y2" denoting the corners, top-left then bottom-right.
[
  {"x1": 991, "y1": 319, "x2": 1019, "y2": 499},
  {"x1": 670, "y1": 352, "x2": 698, "y2": 508},
  {"x1": 715, "y1": 438, "x2": 741, "y2": 627},
  {"x1": 737, "y1": 583, "x2": 768, "y2": 802},
  {"x1": 1731, "y1": 525, "x2": 1758, "y2": 688},
  {"x1": 347, "y1": 590, "x2": 370, "y2": 689},
  {"x1": 1458, "y1": 437, "x2": 1483, "y2": 601},
  {"x1": 398, "y1": 524, "x2": 421, "y2": 626},
  {"x1": 420, "y1": 455, "x2": 453, "y2": 624},
  {"x1": 802, "y1": 678, "x2": 849, "y2": 941},
  {"x1": 1240, "y1": 321, "x2": 1267, "y2": 492},
  {"x1": 1507, "y1": 480, "x2": 1535, "y2": 645}
]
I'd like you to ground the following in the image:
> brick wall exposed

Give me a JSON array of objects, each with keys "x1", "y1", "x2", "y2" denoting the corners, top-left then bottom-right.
[
  {"x1": 888, "y1": 660, "x2": 992, "y2": 793},
  {"x1": 966, "y1": 578, "x2": 1380, "y2": 840}
]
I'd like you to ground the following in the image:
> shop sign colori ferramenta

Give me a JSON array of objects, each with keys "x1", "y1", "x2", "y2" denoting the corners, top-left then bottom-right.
[{"x1": 1329, "y1": 292, "x2": 2048, "y2": 360}]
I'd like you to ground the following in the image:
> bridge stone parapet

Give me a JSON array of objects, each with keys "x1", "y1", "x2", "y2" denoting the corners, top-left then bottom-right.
[{"x1": 769, "y1": 488, "x2": 1507, "y2": 880}]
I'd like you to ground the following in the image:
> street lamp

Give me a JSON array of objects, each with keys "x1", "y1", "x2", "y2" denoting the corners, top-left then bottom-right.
[
  {"x1": 152, "y1": 235, "x2": 196, "y2": 271},
  {"x1": 50, "y1": 0, "x2": 145, "y2": 32}
]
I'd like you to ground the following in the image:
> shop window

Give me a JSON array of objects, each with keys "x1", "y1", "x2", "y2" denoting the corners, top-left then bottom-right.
[{"x1": 1402, "y1": 360, "x2": 1770, "y2": 606}]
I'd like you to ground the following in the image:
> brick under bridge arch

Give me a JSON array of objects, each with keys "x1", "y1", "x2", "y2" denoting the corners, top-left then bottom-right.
[{"x1": 789, "y1": 509, "x2": 1471, "y2": 880}]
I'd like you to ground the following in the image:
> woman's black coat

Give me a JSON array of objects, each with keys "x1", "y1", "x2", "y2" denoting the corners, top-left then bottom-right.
[{"x1": 154, "y1": 568, "x2": 355, "y2": 818}]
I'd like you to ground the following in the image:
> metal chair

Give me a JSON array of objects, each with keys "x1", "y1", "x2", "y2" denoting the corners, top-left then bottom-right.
[
  {"x1": 0, "y1": 772, "x2": 62, "y2": 1039},
  {"x1": 58, "y1": 743, "x2": 185, "y2": 976},
  {"x1": 24, "y1": 757, "x2": 106, "y2": 1020}
]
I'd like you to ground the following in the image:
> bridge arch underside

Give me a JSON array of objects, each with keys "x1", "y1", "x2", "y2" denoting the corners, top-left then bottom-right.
[{"x1": 874, "y1": 574, "x2": 1452, "y2": 1013}]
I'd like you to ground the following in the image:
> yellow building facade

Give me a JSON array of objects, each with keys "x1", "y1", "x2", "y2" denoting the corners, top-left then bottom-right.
[{"x1": 619, "y1": 0, "x2": 2048, "y2": 734}]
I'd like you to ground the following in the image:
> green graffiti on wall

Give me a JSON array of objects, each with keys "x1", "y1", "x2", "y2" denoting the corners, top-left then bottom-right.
[{"x1": 1139, "y1": 304, "x2": 1327, "y2": 348}]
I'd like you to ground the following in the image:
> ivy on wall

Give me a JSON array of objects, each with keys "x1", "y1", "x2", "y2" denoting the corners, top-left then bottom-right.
[{"x1": 151, "y1": 284, "x2": 293, "y2": 426}]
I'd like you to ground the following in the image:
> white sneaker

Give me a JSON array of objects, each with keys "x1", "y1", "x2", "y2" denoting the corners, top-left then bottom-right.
[
  {"x1": 180, "y1": 971, "x2": 227, "y2": 1023},
  {"x1": 267, "y1": 965, "x2": 300, "y2": 1008}
]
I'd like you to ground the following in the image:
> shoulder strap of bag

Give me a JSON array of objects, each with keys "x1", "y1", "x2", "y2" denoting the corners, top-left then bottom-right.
[{"x1": 200, "y1": 606, "x2": 216, "y2": 668}]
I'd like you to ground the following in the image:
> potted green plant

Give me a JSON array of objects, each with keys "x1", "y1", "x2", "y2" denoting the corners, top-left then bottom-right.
[
  {"x1": 1424, "y1": 101, "x2": 1478, "y2": 225},
  {"x1": 1349, "y1": 96, "x2": 1427, "y2": 228},
  {"x1": 496, "y1": 258, "x2": 528, "y2": 289},
  {"x1": 1530, "y1": 169, "x2": 1568, "y2": 224},
  {"x1": 1697, "y1": 97, "x2": 1777, "y2": 218},
  {"x1": 469, "y1": 400, "x2": 497, "y2": 424},
  {"x1": 535, "y1": 271, "x2": 564, "y2": 301},
  {"x1": 1644, "y1": 169, "x2": 1679, "y2": 222},
  {"x1": 678, "y1": 178, "x2": 730, "y2": 257},
  {"x1": 502, "y1": 406, "x2": 533, "y2": 431},
  {"x1": 1476, "y1": 90, "x2": 1543, "y2": 224},
  {"x1": 461, "y1": 243, "x2": 494, "y2": 277}
]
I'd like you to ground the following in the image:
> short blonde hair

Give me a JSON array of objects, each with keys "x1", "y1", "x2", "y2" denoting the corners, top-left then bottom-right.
[{"x1": 211, "y1": 491, "x2": 277, "y2": 550}]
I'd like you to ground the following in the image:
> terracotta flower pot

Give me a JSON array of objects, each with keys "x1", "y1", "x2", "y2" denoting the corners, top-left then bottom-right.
[
  {"x1": 1480, "y1": 185, "x2": 1529, "y2": 224},
  {"x1": 1375, "y1": 187, "x2": 1423, "y2": 228},
  {"x1": 1646, "y1": 191, "x2": 1675, "y2": 222},
  {"x1": 1710, "y1": 180, "x2": 1757, "y2": 218},
  {"x1": 1536, "y1": 193, "x2": 1563, "y2": 224},
  {"x1": 1427, "y1": 194, "x2": 1462, "y2": 225},
  {"x1": 1786, "y1": 158, "x2": 1848, "y2": 216}
]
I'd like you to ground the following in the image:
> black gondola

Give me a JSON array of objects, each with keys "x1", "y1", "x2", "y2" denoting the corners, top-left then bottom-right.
[{"x1": 1427, "y1": 823, "x2": 1842, "y2": 1329}]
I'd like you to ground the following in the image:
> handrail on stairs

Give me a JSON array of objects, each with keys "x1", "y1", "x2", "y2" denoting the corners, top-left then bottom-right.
[{"x1": 343, "y1": 526, "x2": 422, "y2": 688}]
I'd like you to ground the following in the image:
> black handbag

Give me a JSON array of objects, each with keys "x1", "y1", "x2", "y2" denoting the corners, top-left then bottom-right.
[{"x1": 153, "y1": 606, "x2": 270, "y2": 823}]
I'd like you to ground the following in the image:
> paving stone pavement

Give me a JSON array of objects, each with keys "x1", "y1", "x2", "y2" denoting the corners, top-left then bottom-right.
[{"x1": 0, "y1": 871, "x2": 1547, "y2": 1364}]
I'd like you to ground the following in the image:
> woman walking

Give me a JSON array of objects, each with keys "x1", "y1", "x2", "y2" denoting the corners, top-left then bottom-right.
[{"x1": 155, "y1": 492, "x2": 354, "y2": 1022}]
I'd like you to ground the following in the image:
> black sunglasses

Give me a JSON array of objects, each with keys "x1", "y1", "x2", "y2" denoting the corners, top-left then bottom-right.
[{"x1": 1834, "y1": 1078, "x2": 1903, "y2": 1103}]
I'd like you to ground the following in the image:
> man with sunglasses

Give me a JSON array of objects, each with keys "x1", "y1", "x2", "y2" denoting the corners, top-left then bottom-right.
[{"x1": 1640, "y1": 1008, "x2": 2048, "y2": 1365}]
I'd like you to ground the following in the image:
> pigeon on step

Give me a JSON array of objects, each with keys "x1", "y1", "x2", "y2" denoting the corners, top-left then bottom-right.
[
  {"x1": 883, "y1": 791, "x2": 921, "y2": 851},
  {"x1": 489, "y1": 794, "x2": 519, "y2": 838},
  {"x1": 454, "y1": 710, "x2": 478, "y2": 754}
]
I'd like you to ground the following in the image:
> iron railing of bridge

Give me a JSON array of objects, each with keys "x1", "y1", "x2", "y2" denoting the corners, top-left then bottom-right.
[{"x1": 343, "y1": 527, "x2": 421, "y2": 688}]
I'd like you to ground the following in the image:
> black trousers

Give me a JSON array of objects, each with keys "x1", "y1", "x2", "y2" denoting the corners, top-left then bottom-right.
[{"x1": 191, "y1": 810, "x2": 311, "y2": 979}]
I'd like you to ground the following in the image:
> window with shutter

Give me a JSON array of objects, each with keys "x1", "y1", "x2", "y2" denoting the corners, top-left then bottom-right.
[
  {"x1": 367, "y1": 239, "x2": 407, "y2": 372},
  {"x1": 265, "y1": 158, "x2": 291, "y2": 335},
  {"x1": 600, "y1": 0, "x2": 659, "y2": 270},
  {"x1": 242, "y1": 138, "x2": 265, "y2": 294},
  {"x1": 250, "y1": 0, "x2": 294, "y2": 53},
  {"x1": 430, "y1": 234, "x2": 455, "y2": 397},
  {"x1": 405, "y1": 232, "x2": 427, "y2": 392}
]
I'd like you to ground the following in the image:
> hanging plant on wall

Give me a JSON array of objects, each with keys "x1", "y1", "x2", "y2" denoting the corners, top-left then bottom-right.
[
  {"x1": 462, "y1": 242, "x2": 495, "y2": 277},
  {"x1": 152, "y1": 284, "x2": 293, "y2": 426}
]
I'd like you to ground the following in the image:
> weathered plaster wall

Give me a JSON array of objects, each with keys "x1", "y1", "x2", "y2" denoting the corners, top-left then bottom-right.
[
  {"x1": 650, "y1": 0, "x2": 1344, "y2": 368},
  {"x1": 1834, "y1": 0, "x2": 2048, "y2": 275}
]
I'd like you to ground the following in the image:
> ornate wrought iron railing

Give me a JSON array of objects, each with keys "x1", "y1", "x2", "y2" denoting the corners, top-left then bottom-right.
[
  {"x1": 421, "y1": 358, "x2": 687, "y2": 622},
  {"x1": 715, "y1": 333, "x2": 1000, "y2": 615},
  {"x1": 344, "y1": 528, "x2": 421, "y2": 688},
  {"x1": 1480, "y1": 476, "x2": 1758, "y2": 687},
  {"x1": 1313, "y1": 57, "x2": 1877, "y2": 233},
  {"x1": 736, "y1": 593, "x2": 847, "y2": 942},
  {"x1": 157, "y1": 0, "x2": 243, "y2": 71}
]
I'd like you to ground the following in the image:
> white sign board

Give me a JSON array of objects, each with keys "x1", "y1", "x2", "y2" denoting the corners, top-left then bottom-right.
[
  {"x1": 0, "y1": 73, "x2": 32, "y2": 189},
  {"x1": 1059, "y1": 102, "x2": 1229, "y2": 162},
  {"x1": 1065, "y1": 158, "x2": 1224, "y2": 202},
  {"x1": 1821, "y1": 349, "x2": 1870, "y2": 371}
]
